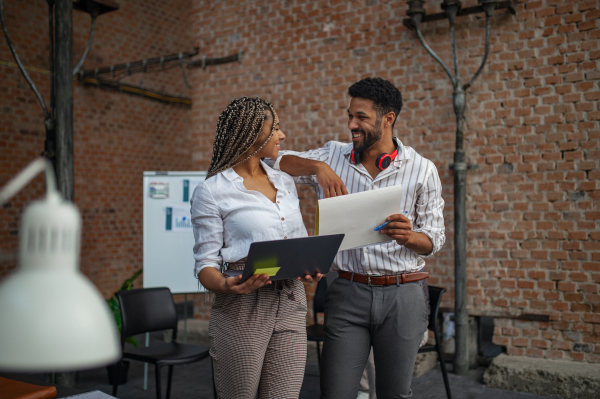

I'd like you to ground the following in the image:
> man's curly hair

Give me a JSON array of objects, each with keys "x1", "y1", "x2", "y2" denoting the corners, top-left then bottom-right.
[{"x1": 348, "y1": 77, "x2": 403, "y2": 128}]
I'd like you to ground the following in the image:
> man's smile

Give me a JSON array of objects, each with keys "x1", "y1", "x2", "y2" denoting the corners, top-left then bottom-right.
[{"x1": 352, "y1": 131, "x2": 364, "y2": 141}]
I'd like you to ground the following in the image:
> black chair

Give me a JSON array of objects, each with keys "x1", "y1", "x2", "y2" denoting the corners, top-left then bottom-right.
[
  {"x1": 112, "y1": 287, "x2": 215, "y2": 399},
  {"x1": 306, "y1": 277, "x2": 328, "y2": 367},
  {"x1": 418, "y1": 285, "x2": 452, "y2": 399}
]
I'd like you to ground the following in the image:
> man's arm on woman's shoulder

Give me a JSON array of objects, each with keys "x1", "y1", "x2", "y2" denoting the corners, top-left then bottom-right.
[
  {"x1": 266, "y1": 143, "x2": 348, "y2": 198},
  {"x1": 279, "y1": 155, "x2": 348, "y2": 198}
]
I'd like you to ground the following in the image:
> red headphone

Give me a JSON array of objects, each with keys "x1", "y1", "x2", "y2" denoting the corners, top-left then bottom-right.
[{"x1": 351, "y1": 139, "x2": 399, "y2": 170}]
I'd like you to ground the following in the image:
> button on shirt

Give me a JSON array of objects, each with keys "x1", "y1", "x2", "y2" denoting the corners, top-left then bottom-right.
[
  {"x1": 268, "y1": 139, "x2": 445, "y2": 275},
  {"x1": 191, "y1": 161, "x2": 308, "y2": 278}
]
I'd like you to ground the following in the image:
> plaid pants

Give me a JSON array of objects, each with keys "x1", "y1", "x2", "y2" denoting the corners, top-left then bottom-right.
[{"x1": 209, "y1": 278, "x2": 307, "y2": 399}]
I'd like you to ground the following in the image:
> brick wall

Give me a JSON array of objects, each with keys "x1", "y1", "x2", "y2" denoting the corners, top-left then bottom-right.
[
  {"x1": 0, "y1": 0, "x2": 194, "y2": 296},
  {"x1": 190, "y1": 0, "x2": 599, "y2": 363},
  {"x1": 2, "y1": 0, "x2": 598, "y2": 364}
]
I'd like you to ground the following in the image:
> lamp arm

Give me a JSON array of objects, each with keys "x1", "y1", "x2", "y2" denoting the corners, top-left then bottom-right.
[
  {"x1": 0, "y1": 0, "x2": 51, "y2": 122},
  {"x1": 73, "y1": 12, "x2": 97, "y2": 76},
  {"x1": 0, "y1": 158, "x2": 59, "y2": 205},
  {"x1": 413, "y1": 20, "x2": 456, "y2": 86},
  {"x1": 465, "y1": 13, "x2": 491, "y2": 90}
]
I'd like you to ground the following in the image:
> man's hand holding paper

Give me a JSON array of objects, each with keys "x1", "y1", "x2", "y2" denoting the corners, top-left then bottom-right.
[
  {"x1": 378, "y1": 213, "x2": 413, "y2": 245},
  {"x1": 378, "y1": 213, "x2": 434, "y2": 255}
]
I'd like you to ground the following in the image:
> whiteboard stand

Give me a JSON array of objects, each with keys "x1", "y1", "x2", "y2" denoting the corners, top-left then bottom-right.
[
  {"x1": 184, "y1": 293, "x2": 188, "y2": 344},
  {"x1": 142, "y1": 171, "x2": 208, "y2": 388},
  {"x1": 143, "y1": 332, "x2": 149, "y2": 390}
]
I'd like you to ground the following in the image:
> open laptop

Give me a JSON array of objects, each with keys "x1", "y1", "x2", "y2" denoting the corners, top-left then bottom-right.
[{"x1": 224, "y1": 234, "x2": 344, "y2": 283}]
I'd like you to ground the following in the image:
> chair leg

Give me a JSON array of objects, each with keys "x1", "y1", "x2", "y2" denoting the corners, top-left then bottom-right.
[
  {"x1": 434, "y1": 329, "x2": 452, "y2": 399},
  {"x1": 166, "y1": 366, "x2": 174, "y2": 399},
  {"x1": 111, "y1": 360, "x2": 121, "y2": 397},
  {"x1": 211, "y1": 357, "x2": 217, "y2": 399},
  {"x1": 154, "y1": 365, "x2": 162, "y2": 399},
  {"x1": 316, "y1": 341, "x2": 321, "y2": 367}
]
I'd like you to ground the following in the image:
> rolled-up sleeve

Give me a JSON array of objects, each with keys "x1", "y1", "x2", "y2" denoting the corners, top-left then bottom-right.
[
  {"x1": 190, "y1": 183, "x2": 223, "y2": 278},
  {"x1": 264, "y1": 144, "x2": 332, "y2": 187},
  {"x1": 413, "y1": 164, "x2": 445, "y2": 257}
]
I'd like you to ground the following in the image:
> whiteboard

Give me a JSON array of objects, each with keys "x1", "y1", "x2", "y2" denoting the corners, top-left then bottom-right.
[{"x1": 143, "y1": 171, "x2": 207, "y2": 294}]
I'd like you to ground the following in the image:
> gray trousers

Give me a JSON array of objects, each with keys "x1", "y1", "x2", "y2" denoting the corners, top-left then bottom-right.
[
  {"x1": 320, "y1": 277, "x2": 428, "y2": 399},
  {"x1": 359, "y1": 348, "x2": 376, "y2": 398}
]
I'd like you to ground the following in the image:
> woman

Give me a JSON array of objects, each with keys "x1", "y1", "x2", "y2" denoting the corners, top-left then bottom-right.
[{"x1": 191, "y1": 97, "x2": 314, "y2": 398}]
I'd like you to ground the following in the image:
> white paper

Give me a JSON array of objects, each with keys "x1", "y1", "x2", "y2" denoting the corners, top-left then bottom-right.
[
  {"x1": 149, "y1": 181, "x2": 169, "y2": 199},
  {"x1": 316, "y1": 185, "x2": 402, "y2": 251},
  {"x1": 63, "y1": 391, "x2": 116, "y2": 399},
  {"x1": 171, "y1": 207, "x2": 193, "y2": 232},
  {"x1": 182, "y1": 178, "x2": 206, "y2": 202},
  {"x1": 164, "y1": 206, "x2": 193, "y2": 232}
]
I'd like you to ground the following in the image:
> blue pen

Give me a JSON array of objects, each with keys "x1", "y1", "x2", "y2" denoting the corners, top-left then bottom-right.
[
  {"x1": 374, "y1": 220, "x2": 391, "y2": 231},
  {"x1": 374, "y1": 211, "x2": 408, "y2": 231}
]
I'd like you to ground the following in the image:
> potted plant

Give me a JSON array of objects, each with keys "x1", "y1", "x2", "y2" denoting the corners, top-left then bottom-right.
[{"x1": 106, "y1": 269, "x2": 143, "y2": 385}]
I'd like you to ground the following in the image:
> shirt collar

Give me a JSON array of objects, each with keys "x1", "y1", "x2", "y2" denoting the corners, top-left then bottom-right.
[
  {"x1": 220, "y1": 159, "x2": 281, "y2": 182},
  {"x1": 342, "y1": 137, "x2": 411, "y2": 162}
]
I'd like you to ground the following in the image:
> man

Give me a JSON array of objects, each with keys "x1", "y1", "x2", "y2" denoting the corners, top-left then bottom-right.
[{"x1": 269, "y1": 77, "x2": 445, "y2": 398}]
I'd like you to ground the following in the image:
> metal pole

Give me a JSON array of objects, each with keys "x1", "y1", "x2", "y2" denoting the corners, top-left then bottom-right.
[
  {"x1": 444, "y1": 1, "x2": 469, "y2": 375},
  {"x1": 452, "y1": 87, "x2": 468, "y2": 375},
  {"x1": 412, "y1": 5, "x2": 469, "y2": 373},
  {"x1": 407, "y1": 0, "x2": 500, "y2": 375},
  {"x1": 54, "y1": 0, "x2": 74, "y2": 201},
  {"x1": 45, "y1": 0, "x2": 56, "y2": 168}
]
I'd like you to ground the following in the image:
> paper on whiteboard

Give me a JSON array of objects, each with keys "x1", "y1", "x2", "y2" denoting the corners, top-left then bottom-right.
[
  {"x1": 165, "y1": 207, "x2": 193, "y2": 232},
  {"x1": 182, "y1": 179, "x2": 206, "y2": 202},
  {"x1": 316, "y1": 185, "x2": 402, "y2": 251},
  {"x1": 149, "y1": 181, "x2": 169, "y2": 199}
]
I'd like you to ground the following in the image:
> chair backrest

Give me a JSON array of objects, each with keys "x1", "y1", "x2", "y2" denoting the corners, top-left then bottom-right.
[
  {"x1": 427, "y1": 285, "x2": 446, "y2": 332},
  {"x1": 313, "y1": 278, "x2": 328, "y2": 324},
  {"x1": 116, "y1": 287, "x2": 178, "y2": 346}
]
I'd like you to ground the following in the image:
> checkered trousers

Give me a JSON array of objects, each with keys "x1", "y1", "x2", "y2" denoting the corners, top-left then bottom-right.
[{"x1": 209, "y1": 272, "x2": 308, "y2": 399}]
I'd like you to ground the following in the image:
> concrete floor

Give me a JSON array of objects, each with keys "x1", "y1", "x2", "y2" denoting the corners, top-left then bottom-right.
[
  {"x1": 3, "y1": 331, "x2": 562, "y2": 399},
  {"x1": 71, "y1": 356, "x2": 562, "y2": 399}
]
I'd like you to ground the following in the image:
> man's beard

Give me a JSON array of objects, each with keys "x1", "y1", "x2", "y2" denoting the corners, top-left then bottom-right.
[{"x1": 352, "y1": 118, "x2": 382, "y2": 153}]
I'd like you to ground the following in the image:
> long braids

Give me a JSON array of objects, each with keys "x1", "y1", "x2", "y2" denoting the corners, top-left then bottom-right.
[{"x1": 207, "y1": 97, "x2": 277, "y2": 179}]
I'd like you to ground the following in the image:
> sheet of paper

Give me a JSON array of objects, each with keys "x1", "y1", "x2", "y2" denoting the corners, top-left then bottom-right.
[
  {"x1": 316, "y1": 185, "x2": 402, "y2": 251},
  {"x1": 63, "y1": 390, "x2": 117, "y2": 398},
  {"x1": 164, "y1": 207, "x2": 193, "y2": 232},
  {"x1": 182, "y1": 179, "x2": 206, "y2": 202}
]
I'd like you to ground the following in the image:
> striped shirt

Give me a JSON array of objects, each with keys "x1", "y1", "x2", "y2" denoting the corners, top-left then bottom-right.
[{"x1": 269, "y1": 138, "x2": 445, "y2": 275}]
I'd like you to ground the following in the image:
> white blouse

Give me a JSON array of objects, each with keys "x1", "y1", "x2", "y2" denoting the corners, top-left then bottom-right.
[{"x1": 190, "y1": 161, "x2": 308, "y2": 278}]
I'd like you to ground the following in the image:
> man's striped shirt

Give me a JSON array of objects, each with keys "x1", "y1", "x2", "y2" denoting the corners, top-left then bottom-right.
[{"x1": 270, "y1": 139, "x2": 445, "y2": 275}]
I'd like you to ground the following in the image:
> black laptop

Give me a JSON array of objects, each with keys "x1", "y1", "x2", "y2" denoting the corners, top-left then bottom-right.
[{"x1": 224, "y1": 234, "x2": 344, "y2": 283}]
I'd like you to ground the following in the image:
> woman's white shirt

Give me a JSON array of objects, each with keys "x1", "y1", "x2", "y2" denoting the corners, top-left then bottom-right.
[{"x1": 191, "y1": 161, "x2": 308, "y2": 278}]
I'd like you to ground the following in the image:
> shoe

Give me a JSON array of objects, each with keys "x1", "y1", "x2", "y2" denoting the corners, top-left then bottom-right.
[{"x1": 357, "y1": 391, "x2": 370, "y2": 399}]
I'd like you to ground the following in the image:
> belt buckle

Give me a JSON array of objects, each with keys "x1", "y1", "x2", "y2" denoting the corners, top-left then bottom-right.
[{"x1": 367, "y1": 275, "x2": 381, "y2": 286}]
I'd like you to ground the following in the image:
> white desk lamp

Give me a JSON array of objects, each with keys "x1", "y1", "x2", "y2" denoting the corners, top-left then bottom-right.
[{"x1": 0, "y1": 158, "x2": 121, "y2": 371}]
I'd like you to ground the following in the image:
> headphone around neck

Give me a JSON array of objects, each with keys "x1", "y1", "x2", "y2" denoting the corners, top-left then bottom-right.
[{"x1": 351, "y1": 138, "x2": 399, "y2": 170}]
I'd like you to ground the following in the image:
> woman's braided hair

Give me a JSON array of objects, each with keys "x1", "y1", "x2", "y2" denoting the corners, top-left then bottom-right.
[{"x1": 206, "y1": 96, "x2": 277, "y2": 179}]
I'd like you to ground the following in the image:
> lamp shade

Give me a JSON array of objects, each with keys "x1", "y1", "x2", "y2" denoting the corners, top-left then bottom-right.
[{"x1": 0, "y1": 159, "x2": 121, "y2": 371}]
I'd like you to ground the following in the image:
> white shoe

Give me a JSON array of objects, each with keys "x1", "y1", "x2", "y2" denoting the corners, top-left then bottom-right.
[{"x1": 357, "y1": 391, "x2": 370, "y2": 399}]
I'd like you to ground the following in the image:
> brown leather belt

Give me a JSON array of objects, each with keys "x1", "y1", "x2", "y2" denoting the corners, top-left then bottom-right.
[{"x1": 338, "y1": 271, "x2": 429, "y2": 286}]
